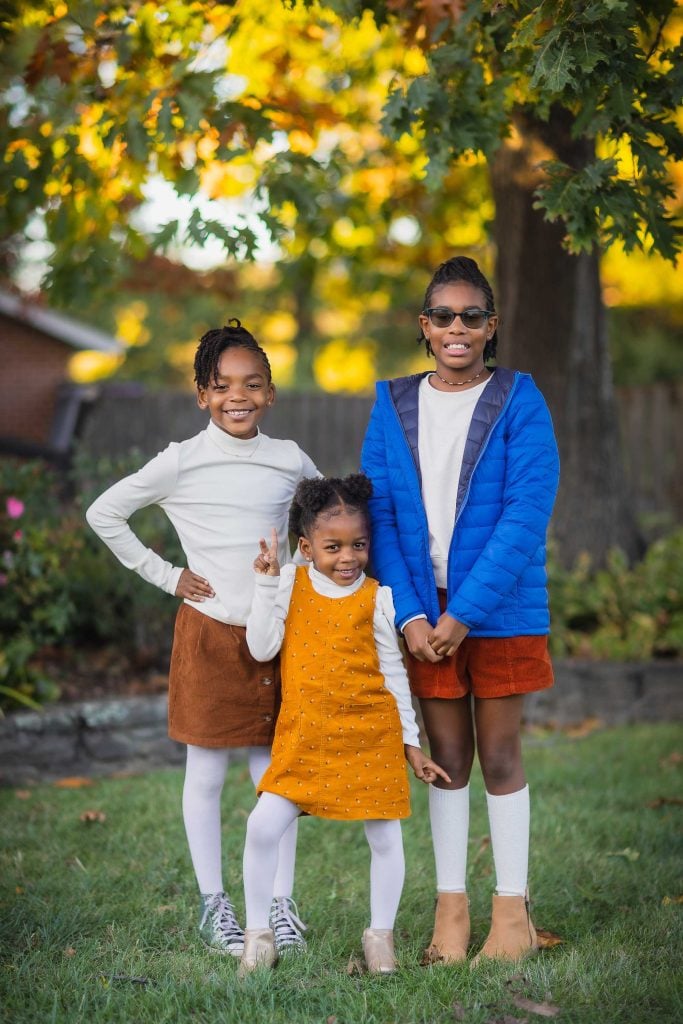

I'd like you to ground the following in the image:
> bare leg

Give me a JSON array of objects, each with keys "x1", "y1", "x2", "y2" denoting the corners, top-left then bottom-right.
[
  {"x1": 474, "y1": 695, "x2": 525, "y2": 794},
  {"x1": 419, "y1": 696, "x2": 475, "y2": 789}
]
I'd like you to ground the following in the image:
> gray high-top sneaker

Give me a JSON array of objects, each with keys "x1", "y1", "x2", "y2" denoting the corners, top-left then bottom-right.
[
  {"x1": 199, "y1": 891, "x2": 244, "y2": 955},
  {"x1": 269, "y1": 896, "x2": 307, "y2": 954}
]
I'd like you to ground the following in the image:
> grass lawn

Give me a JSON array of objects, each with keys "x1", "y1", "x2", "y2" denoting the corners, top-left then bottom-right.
[{"x1": 1, "y1": 722, "x2": 681, "y2": 1024}]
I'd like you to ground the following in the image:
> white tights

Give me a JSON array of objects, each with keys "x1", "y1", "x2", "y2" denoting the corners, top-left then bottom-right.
[
  {"x1": 243, "y1": 792, "x2": 405, "y2": 930},
  {"x1": 182, "y1": 744, "x2": 298, "y2": 897}
]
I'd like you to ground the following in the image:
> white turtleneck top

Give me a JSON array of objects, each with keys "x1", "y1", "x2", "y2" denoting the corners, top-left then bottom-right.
[{"x1": 85, "y1": 421, "x2": 319, "y2": 626}]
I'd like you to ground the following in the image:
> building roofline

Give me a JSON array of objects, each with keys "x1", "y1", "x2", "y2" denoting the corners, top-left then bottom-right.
[{"x1": 0, "y1": 289, "x2": 123, "y2": 354}]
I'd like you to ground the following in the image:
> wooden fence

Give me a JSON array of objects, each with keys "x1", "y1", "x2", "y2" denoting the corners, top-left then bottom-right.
[{"x1": 78, "y1": 380, "x2": 683, "y2": 526}]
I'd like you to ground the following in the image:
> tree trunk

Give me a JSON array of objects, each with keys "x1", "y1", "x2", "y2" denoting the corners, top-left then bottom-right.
[{"x1": 491, "y1": 108, "x2": 642, "y2": 566}]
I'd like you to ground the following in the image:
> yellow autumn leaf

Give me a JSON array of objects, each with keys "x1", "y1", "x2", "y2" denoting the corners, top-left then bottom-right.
[
  {"x1": 314, "y1": 339, "x2": 376, "y2": 393},
  {"x1": 68, "y1": 351, "x2": 125, "y2": 384}
]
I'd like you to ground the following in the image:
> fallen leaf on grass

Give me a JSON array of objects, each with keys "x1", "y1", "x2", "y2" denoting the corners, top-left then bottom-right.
[
  {"x1": 662, "y1": 894, "x2": 683, "y2": 905},
  {"x1": 327, "y1": 1017, "x2": 337, "y2": 1024},
  {"x1": 563, "y1": 717, "x2": 603, "y2": 738},
  {"x1": 63, "y1": 947, "x2": 76, "y2": 957},
  {"x1": 535, "y1": 928, "x2": 563, "y2": 949},
  {"x1": 607, "y1": 847, "x2": 640, "y2": 862},
  {"x1": 346, "y1": 955, "x2": 364, "y2": 976},
  {"x1": 14, "y1": 790, "x2": 32, "y2": 800},
  {"x1": 79, "y1": 810, "x2": 106, "y2": 824},
  {"x1": 511, "y1": 995, "x2": 560, "y2": 1017},
  {"x1": 53, "y1": 777, "x2": 93, "y2": 789},
  {"x1": 659, "y1": 751, "x2": 682, "y2": 768},
  {"x1": 15, "y1": 886, "x2": 24, "y2": 895},
  {"x1": 452, "y1": 1002, "x2": 466, "y2": 1021},
  {"x1": 471, "y1": 835, "x2": 491, "y2": 865},
  {"x1": 66, "y1": 856, "x2": 87, "y2": 872},
  {"x1": 155, "y1": 904, "x2": 176, "y2": 913},
  {"x1": 647, "y1": 796, "x2": 683, "y2": 808}
]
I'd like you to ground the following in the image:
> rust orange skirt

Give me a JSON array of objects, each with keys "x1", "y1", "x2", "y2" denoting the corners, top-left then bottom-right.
[{"x1": 168, "y1": 603, "x2": 280, "y2": 747}]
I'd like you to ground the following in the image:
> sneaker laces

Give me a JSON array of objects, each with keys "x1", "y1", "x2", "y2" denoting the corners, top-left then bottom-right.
[
  {"x1": 269, "y1": 896, "x2": 307, "y2": 952},
  {"x1": 201, "y1": 892, "x2": 244, "y2": 947}
]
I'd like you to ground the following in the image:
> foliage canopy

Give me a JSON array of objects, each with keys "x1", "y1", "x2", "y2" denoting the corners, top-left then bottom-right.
[{"x1": 0, "y1": 0, "x2": 680, "y2": 308}]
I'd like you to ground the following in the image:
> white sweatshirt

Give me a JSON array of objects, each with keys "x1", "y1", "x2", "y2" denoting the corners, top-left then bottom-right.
[
  {"x1": 246, "y1": 563, "x2": 421, "y2": 747},
  {"x1": 85, "y1": 421, "x2": 319, "y2": 626}
]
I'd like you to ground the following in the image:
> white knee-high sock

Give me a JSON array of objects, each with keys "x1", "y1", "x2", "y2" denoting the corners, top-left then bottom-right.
[
  {"x1": 243, "y1": 793, "x2": 300, "y2": 929},
  {"x1": 182, "y1": 745, "x2": 230, "y2": 895},
  {"x1": 248, "y1": 747, "x2": 298, "y2": 899},
  {"x1": 428, "y1": 784, "x2": 470, "y2": 892},
  {"x1": 364, "y1": 819, "x2": 405, "y2": 930},
  {"x1": 485, "y1": 784, "x2": 530, "y2": 897}
]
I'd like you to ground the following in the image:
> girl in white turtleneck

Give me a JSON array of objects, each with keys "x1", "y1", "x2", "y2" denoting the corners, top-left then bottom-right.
[{"x1": 86, "y1": 320, "x2": 318, "y2": 958}]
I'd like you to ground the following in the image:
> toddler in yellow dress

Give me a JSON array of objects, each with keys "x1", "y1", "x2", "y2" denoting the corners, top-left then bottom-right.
[{"x1": 241, "y1": 474, "x2": 449, "y2": 976}]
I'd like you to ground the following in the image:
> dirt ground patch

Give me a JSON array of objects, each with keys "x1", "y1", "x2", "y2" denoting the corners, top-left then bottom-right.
[{"x1": 33, "y1": 645, "x2": 170, "y2": 704}]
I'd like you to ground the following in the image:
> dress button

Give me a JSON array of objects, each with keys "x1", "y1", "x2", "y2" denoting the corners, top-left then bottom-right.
[
  {"x1": 262, "y1": 677, "x2": 272, "y2": 685},
  {"x1": 263, "y1": 714, "x2": 273, "y2": 722}
]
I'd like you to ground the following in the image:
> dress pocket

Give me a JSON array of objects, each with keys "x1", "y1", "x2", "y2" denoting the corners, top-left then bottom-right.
[{"x1": 341, "y1": 701, "x2": 396, "y2": 749}]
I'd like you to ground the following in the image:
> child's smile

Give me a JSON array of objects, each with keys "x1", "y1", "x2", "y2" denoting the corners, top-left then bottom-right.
[
  {"x1": 196, "y1": 348, "x2": 274, "y2": 439},
  {"x1": 299, "y1": 509, "x2": 370, "y2": 587},
  {"x1": 419, "y1": 281, "x2": 497, "y2": 386}
]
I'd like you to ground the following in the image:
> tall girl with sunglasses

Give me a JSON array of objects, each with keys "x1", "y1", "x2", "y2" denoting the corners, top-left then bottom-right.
[{"x1": 361, "y1": 256, "x2": 560, "y2": 965}]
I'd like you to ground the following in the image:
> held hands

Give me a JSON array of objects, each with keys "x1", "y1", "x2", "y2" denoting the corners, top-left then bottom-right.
[
  {"x1": 254, "y1": 528, "x2": 280, "y2": 577},
  {"x1": 428, "y1": 613, "x2": 470, "y2": 659},
  {"x1": 175, "y1": 569, "x2": 215, "y2": 602},
  {"x1": 403, "y1": 613, "x2": 469, "y2": 662},
  {"x1": 403, "y1": 619, "x2": 443, "y2": 663},
  {"x1": 405, "y1": 745, "x2": 452, "y2": 786}
]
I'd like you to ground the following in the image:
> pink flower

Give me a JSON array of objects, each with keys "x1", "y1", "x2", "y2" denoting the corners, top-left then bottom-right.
[
  {"x1": 6, "y1": 497, "x2": 24, "y2": 519},
  {"x1": 0, "y1": 573, "x2": 7, "y2": 587},
  {"x1": 13, "y1": 530, "x2": 23, "y2": 543}
]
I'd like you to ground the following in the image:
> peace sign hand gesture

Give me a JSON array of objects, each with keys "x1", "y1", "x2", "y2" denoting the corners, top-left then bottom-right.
[{"x1": 254, "y1": 528, "x2": 280, "y2": 577}]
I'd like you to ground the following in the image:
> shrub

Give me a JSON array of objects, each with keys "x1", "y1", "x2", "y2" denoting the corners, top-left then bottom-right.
[
  {"x1": 0, "y1": 462, "x2": 79, "y2": 710},
  {"x1": 548, "y1": 529, "x2": 683, "y2": 660},
  {"x1": 0, "y1": 454, "x2": 182, "y2": 712},
  {"x1": 66, "y1": 449, "x2": 181, "y2": 660}
]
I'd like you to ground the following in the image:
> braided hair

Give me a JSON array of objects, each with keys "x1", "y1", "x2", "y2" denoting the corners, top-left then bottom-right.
[
  {"x1": 289, "y1": 474, "x2": 373, "y2": 539},
  {"x1": 418, "y1": 256, "x2": 498, "y2": 363},
  {"x1": 193, "y1": 319, "x2": 272, "y2": 388}
]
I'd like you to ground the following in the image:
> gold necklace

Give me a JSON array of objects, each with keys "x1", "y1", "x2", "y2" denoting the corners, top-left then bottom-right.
[{"x1": 432, "y1": 368, "x2": 485, "y2": 387}]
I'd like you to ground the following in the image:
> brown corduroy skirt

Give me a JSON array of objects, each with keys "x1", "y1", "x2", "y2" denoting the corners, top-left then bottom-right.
[{"x1": 168, "y1": 603, "x2": 280, "y2": 748}]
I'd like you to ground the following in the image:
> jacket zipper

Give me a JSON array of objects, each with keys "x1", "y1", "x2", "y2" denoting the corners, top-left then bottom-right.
[{"x1": 387, "y1": 384, "x2": 440, "y2": 622}]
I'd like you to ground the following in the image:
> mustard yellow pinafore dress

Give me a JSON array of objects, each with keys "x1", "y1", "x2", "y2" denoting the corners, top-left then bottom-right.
[{"x1": 257, "y1": 568, "x2": 410, "y2": 820}]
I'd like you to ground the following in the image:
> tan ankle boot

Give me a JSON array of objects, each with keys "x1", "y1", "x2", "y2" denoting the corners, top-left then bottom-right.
[
  {"x1": 422, "y1": 891, "x2": 470, "y2": 965},
  {"x1": 238, "y1": 927, "x2": 277, "y2": 977},
  {"x1": 362, "y1": 928, "x2": 396, "y2": 974},
  {"x1": 471, "y1": 893, "x2": 538, "y2": 966}
]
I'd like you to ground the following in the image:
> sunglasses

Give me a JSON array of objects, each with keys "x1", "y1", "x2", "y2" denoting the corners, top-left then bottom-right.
[{"x1": 423, "y1": 307, "x2": 494, "y2": 329}]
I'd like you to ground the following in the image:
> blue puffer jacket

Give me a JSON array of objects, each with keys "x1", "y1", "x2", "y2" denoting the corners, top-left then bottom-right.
[{"x1": 360, "y1": 368, "x2": 560, "y2": 637}]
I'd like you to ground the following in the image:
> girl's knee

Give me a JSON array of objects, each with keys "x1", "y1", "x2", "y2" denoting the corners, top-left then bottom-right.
[
  {"x1": 428, "y1": 741, "x2": 474, "y2": 785},
  {"x1": 364, "y1": 819, "x2": 402, "y2": 856},
  {"x1": 479, "y1": 746, "x2": 523, "y2": 789},
  {"x1": 245, "y1": 805, "x2": 278, "y2": 850}
]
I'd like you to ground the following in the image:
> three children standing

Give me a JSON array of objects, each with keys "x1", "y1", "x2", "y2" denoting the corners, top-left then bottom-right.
[{"x1": 87, "y1": 253, "x2": 559, "y2": 973}]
